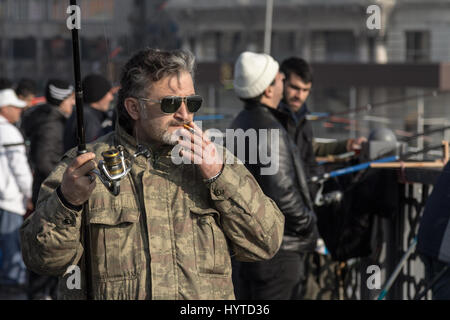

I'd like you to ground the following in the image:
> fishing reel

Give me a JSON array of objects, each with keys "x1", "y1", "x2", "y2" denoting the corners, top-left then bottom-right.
[{"x1": 91, "y1": 144, "x2": 151, "y2": 196}]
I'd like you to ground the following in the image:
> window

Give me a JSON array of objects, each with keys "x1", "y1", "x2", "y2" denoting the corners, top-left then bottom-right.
[
  {"x1": 0, "y1": 0, "x2": 7, "y2": 19},
  {"x1": 406, "y1": 31, "x2": 430, "y2": 62},
  {"x1": 0, "y1": 0, "x2": 44, "y2": 20},
  {"x1": 48, "y1": 0, "x2": 66, "y2": 20},
  {"x1": 82, "y1": 0, "x2": 114, "y2": 21},
  {"x1": 29, "y1": 0, "x2": 45, "y2": 21},
  {"x1": 232, "y1": 32, "x2": 242, "y2": 56},
  {"x1": 8, "y1": 0, "x2": 28, "y2": 20},
  {"x1": 201, "y1": 32, "x2": 217, "y2": 62},
  {"x1": 325, "y1": 31, "x2": 356, "y2": 62},
  {"x1": 81, "y1": 37, "x2": 108, "y2": 61},
  {"x1": 272, "y1": 31, "x2": 297, "y2": 59},
  {"x1": 188, "y1": 37, "x2": 197, "y2": 55},
  {"x1": 45, "y1": 38, "x2": 71, "y2": 60},
  {"x1": 13, "y1": 37, "x2": 37, "y2": 59},
  {"x1": 215, "y1": 32, "x2": 223, "y2": 60}
]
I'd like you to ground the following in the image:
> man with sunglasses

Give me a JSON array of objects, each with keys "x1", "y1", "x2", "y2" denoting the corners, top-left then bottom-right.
[{"x1": 20, "y1": 48, "x2": 284, "y2": 300}]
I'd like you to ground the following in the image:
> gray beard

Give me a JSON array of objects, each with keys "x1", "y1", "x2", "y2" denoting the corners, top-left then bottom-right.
[{"x1": 160, "y1": 130, "x2": 179, "y2": 145}]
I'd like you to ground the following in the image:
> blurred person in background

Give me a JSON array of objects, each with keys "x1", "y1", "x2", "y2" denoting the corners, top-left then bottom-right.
[
  {"x1": 0, "y1": 78, "x2": 13, "y2": 90},
  {"x1": 21, "y1": 79, "x2": 75, "y2": 300},
  {"x1": 17, "y1": 78, "x2": 39, "y2": 138},
  {"x1": 278, "y1": 57, "x2": 367, "y2": 299},
  {"x1": 279, "y1": 57, "x2": 367, "y2": 183},
  {"x1": 0, "y1": 89, "x2": 33, "y2": 299},
  {"x1": 22, "y1": 79, "x2": 75, "y2": 208},
  {"x1": 63, "y1": 74, "x2": 114, "y2": 152},
  {"x1": 16, "y1": 78, "x2": 37, "y2": 110},
  {"x1": 230, "y1": 52, "x2": 318, "y2": 300},
  {"x1": 417, "y1": 164, "x2": 450, "y2": 300}
]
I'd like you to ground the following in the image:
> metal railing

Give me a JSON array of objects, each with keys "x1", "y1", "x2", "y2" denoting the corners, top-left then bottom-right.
[{"x1": 339, "y1": 167, "x2": 442, "y2": 300}]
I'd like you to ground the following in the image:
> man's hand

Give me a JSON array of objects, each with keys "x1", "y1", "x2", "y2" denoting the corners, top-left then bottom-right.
[
  {"x1": 177, "y1": 121, "x2": 223, "y2": 180},
  {"x1": 60, "y1": 152, "x2": 97, "y2": 206},
  {"x1": 346, "y1": 136, "x2": 368, "y2": 152}
]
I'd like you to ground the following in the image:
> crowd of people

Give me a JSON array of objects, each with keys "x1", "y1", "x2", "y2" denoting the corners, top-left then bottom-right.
[
  {"x1": 0, "y1": 47, "x2": 448, "y2": 300},
  {"x1": 0, "y1": 74, "x2": 115, "y2": 299}
]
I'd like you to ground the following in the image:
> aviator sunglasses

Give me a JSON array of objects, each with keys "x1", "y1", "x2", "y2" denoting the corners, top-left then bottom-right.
[{"x1": 138, "y1": 95, "x2": 203, "y2": 114}]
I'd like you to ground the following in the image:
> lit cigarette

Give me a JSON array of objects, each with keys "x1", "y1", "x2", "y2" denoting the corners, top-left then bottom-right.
[{"x1": 183, "y1": 124, "x2": 195, "y2": 133}]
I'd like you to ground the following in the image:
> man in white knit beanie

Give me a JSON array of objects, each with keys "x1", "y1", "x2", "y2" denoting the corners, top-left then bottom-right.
[{"x1": 230, "y1": 52, "x2": 319, "y2": 300}]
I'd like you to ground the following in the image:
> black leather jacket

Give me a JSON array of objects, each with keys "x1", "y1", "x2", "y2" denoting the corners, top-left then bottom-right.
[
  {"x1": 22, "y1": 104, "x2": 68, "y2": 205},
  {"x1": 230, "y1": 102, "x2": 319, "y2": 252}
]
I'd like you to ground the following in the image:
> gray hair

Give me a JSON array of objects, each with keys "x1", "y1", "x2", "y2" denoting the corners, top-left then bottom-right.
[{"x1": 117, "y1": 48, "x2": 196, "y2": 134}]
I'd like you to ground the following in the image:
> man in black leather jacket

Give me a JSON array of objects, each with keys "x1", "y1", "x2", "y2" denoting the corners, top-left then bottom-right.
[{"x1": 230, "y1": 51, "x2": 319, "y2": 300}]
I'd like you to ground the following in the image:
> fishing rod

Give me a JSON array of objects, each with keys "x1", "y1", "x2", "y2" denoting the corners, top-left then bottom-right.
[
  {"x1": 378, "y1": 239, "x2": 450, "y2": 300},
  {"x1": 316, "y1": 123, "x2": 450, "y2": 167},
  {"x1": 400, "y1": 125, "x2": 450, "y2": 142},
  {"x1": 377, "y1": 237, "x2": 417, "y2": 300},
  {"x1": 308, "y1": 89, "x2": 449, "y2": 122},
  {"x1": 69, "y1": 0, "x2": 92, "y2": 300},
  {"x1": 310, "y1": 155, "x2": 398, "y2": 183},
  {"x1": 310, "y1": 143, "x2": 446, "y2": 184},
  {"x1": 68, "y1": 1, "x2": 154, "y2": 298}
]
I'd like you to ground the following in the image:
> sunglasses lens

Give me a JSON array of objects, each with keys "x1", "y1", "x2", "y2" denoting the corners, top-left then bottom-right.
[
  {"x1": 159, "y1": 95, "x2": 203, "y2": 113},
  {"x1": 187, "y1": 95, "x2": 203, "y2": 113},
  {"x1": 161, "y1": 97, "x2": 182, "y2": 113}
]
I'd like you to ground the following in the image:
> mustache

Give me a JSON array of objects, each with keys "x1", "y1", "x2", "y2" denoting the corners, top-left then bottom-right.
[{"x1": 167, "y1": 120, "x2": 191, "y2": 127}]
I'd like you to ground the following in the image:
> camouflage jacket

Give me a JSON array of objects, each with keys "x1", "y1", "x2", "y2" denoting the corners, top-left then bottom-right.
[{"x1": 20, "y1": 126, "x2": 284, "y2": 300}]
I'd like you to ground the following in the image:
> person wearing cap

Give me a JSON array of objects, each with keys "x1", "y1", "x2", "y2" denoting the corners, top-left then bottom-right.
[
  {"x1": 21, "y1": 79, "x2": 75, "y2": 299},
  {"x1": 23, "y1": 79, "x2": 75, "y2": 207},
  {"x1": 63, "y1": 74, "x2": 114, "y2": 152},
  {"x1": 0, "y1": 89, "x2": 33, "y2": 297},
  {"x1": 230, "y1": 51, "x2": 319, "y2": 300}
]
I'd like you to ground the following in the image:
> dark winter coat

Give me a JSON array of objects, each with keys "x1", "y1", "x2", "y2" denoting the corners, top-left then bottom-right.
[
  {"x1": 230, "y1": 102, "x2": 319, "y2": 252},
  {"x1": 417, "y1": 162, "x2": 450, "y2": 264},
  {"x1": 63, "y1": 104, "x2": 113, "y2": 152},
  {"x1": 22, "y1": 104, "x2": 68, "y2": 205}
]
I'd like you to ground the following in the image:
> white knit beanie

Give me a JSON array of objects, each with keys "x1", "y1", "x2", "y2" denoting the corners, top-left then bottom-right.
[{"x1": 233, "y1": 51, "x2": 279, "y2": 99}]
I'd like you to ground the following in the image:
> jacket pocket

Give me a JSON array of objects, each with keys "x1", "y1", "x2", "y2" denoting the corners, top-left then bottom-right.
[
  {"x1": 87, "y1": 196, "x2": 142, "y2": 282},
  {"x1": 190, "y1": 207, "x2": 231, "y2": 277}
]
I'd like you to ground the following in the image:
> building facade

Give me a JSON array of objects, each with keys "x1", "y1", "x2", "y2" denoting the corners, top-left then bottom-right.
[
  {"x1": 0, "y1": 0, "x2": 131, "y2": 86},
  {"x1": 166, "y1": 0, "x2": 450, "y2": 141},
  {"x1": 167, "y1": 0, "x2": 450, "y2": 64},
  {"x1": 0, "y1": 0, "x2": 180, "y2": 88}
]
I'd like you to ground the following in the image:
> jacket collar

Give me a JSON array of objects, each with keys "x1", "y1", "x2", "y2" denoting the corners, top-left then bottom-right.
[
  {"x1": 278, "y1": 100, "x2": 309, "y2": 124},
  {"x1": 244, "y1": 101, "x2": 292, "y2": 124},
  {"x1": 114, "y1": 124, "x2": 173, "y2": 169},
  {"x1": 245, "y1": 101, "x2": 282, "y2": 115}
]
